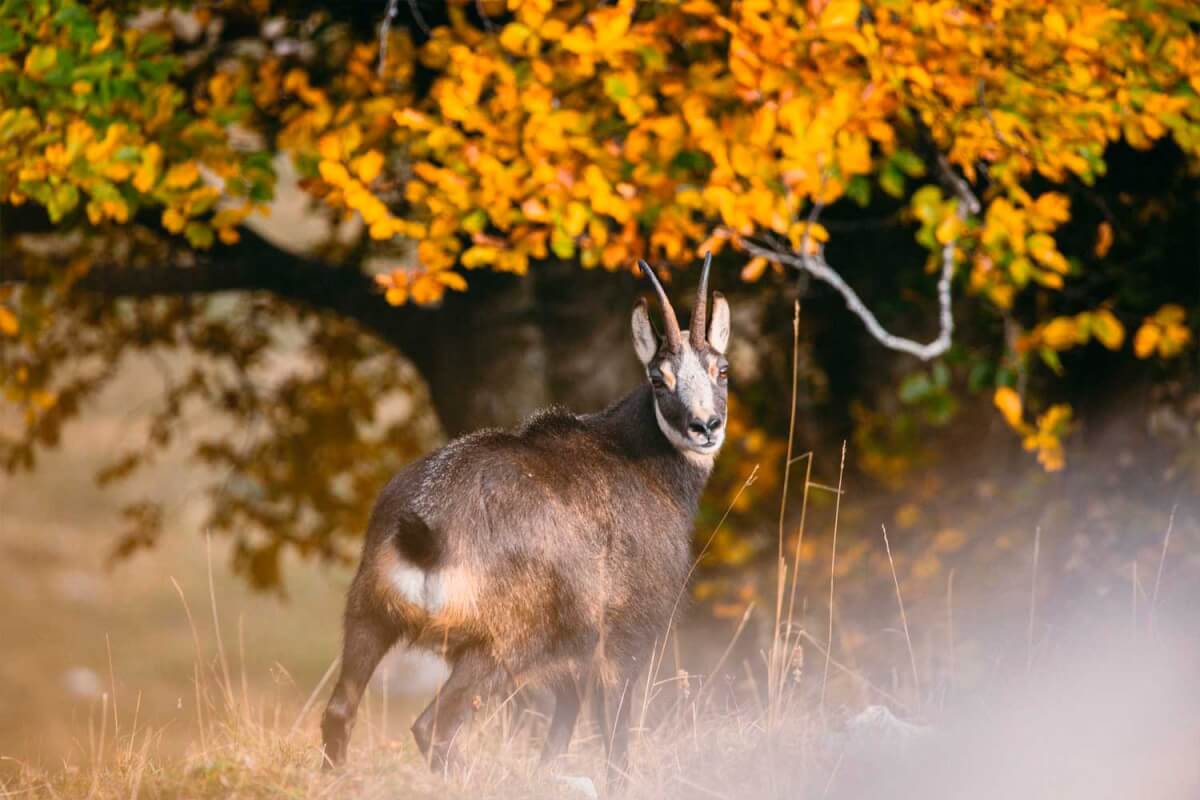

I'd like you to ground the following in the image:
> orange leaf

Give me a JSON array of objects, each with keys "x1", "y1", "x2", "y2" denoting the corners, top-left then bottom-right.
[
  {"x1": 1133, "y1": 323, "x2": 1160, "y2": 358},
  {"x1": 993, "y1": 386, "x2": 1023, "y2": 428}
]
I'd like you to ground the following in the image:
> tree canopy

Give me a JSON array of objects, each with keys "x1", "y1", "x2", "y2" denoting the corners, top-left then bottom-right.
[{"x1": 2, "y1": 0, "x2": 1198, "y2": 593}]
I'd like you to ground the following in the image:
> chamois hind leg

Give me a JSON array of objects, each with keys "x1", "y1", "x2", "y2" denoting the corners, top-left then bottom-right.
[
  {"x1": 321, "y1": 611, "x2": 399, "y2": 768},
  {"x1": 539, "y1": 675, "x2": 584, "y2": 765},
  {"x1": 412, "y1": 649, "x2": 504, "y2": 775}
]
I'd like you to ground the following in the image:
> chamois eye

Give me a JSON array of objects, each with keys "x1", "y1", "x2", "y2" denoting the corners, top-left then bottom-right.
[
  {"x1": 718, "y1": 365, "x2": 729, "y2": 381},
  {"x1": 649, "y1": 373, "x2": 666, "y2": 389}
]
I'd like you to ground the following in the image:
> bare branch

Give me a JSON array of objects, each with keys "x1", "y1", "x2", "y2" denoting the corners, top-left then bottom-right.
[
  {"x1": 740, "y1": 194, "x2": 971, "y2": 362},
  {"x1": 936, "y1": 154, "x2": 982, "y2": 214},
  {"x1": 377, "y1": 0, "x2": 400, "y2": 75}
]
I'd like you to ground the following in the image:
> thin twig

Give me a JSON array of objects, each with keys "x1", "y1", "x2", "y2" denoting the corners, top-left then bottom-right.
[
  {"x1": 290, "y1": 657, "x2": 340, "y2": 735},
  {"x1": 205, "y1": 533, "x2": 236, "y2": 712},
  {"x1": 406, "y1": 0, "x2": 432, "y2": 36},
  {"x1": 946, "y1": 567, "x2": 956, "y2": 692},
  {"x1": 1026, "y1": 526, "x2": 1040, "y2": 673},
  {"x1": 771, "y1": 301, "x2": 802, "y2": 709},
  {"x1": 820, "y1": 441, "x2": 846, "y2": 713},
  {"x1": 475, "y1": 0, "x2": 496, "y2": 32},
  {"x1": 1149, "y1": 505, "x2": 1177, "y2": 633},
  {"x1": 377, "y1": 0, "x2": 401, "y2": 75},
  {"x1": 881, "y1": 525, "x2": 920, "y2": 698}
]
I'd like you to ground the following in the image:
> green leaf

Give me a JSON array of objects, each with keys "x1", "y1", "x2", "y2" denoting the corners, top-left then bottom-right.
[
  {"x1": 1038, "y1": 347, "x2": 1063, "y2": 375},
  {"x1": 911, "y1": 184, "x2": 944, "y2": 220},
  {"x1": 462, "y1": 209, "x2": 488, "y2": 234},
  {"x1": 46, "y1": 182, "x2": 79, "y2": 221},
  {"x1": 603, "y1": 75, "x2": 629, "y2": 100},
  {"x1": 55, "y1": 4, "x2": 96, "y2": 45},
  {"x1": 931, "y1": 361, "x2": 949, "y2": 388},
  {"x1": 846, "y1": 175, "x2": 871, "y2": 206},
  {"x1": 899, "y1": 372, "x2": 931, "y2": 403},
  {"x1": 879, "y1": 163, "x2": 905, "y2": 198},
  {"x1": 967, "y1": 361, "x2": 992, "y2": 392},
  {"x1": 0, "y1": 26, "x2": 21, "y2": 55},
  {"x1": 892, "y1": 149, "x2": 926, "y2": 177},
  {"x1": 185, "y1": 221, "x2": 214, "y2": 248},
  {"x1": 550, "y1": 228, "x2": 575, "y2": 259}
]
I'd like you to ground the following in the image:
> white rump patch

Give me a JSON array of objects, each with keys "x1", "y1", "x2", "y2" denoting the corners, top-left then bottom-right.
[{"x1": 390, "y1": 562, "x2": 447, "y2": 612}]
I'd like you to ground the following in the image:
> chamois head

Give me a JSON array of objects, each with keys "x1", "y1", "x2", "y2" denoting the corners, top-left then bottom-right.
[{"x1": 631, "y1": 254, "x2": 731, "y2": 460}]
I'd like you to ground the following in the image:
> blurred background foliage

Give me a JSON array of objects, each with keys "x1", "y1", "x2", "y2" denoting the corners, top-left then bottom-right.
[{"x1": 1, "y1": 0, "x2": 1198, "y2": 614}]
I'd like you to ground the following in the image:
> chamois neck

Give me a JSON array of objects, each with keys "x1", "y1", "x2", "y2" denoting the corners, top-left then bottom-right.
[{"x1": 592, "y1": 383, "x2": 713, "y2": 511}]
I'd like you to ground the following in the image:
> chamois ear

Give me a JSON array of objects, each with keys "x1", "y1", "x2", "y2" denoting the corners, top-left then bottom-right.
[
  {"x1": 631, "y1": 299, "x2": 658, "y2": 365},
  {"x1": 708, "y1": 293, "x2": 731, "y2": 354}
]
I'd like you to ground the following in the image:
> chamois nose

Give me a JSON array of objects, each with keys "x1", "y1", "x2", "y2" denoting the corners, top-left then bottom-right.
[{"x1": 688, "y1": 416, "x2": 723, "y2": 438}]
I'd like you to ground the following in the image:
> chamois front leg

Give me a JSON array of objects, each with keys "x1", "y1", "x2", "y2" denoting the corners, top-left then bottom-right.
[
  {"x1": 321, "y1": 611, "x2": 399, "y2": 768},
  {"x1": 601, "y1": 658, "x2": 644, "y2": 794},
  {"x1": 540, "y1": 676, "x2": 585, "y2": 765}
]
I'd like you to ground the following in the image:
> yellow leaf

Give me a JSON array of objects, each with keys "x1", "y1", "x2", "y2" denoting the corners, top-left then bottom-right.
[
  {"x1": 1090, "y1": 309, "x2": 1124, "y2": 350},
  {"x1": 562, "y1": 201, "x2": 589, "y2": 237},
  {"x1": 935, "y1": 214, "x2": 962, "y2": 245},
  {"x1": 993, "y1": 386, "x2": 1023, "y2": 428},
  {"x1": 23, "y1": 46, "x2": 56, "y2": 77},
  {"x1": 1041, "y1": 317, "x2": 1080, "y2": 349},
  {"x1": 0, "y1": 306, "x2": 18, "y2": 336},
  {"x1": 410, "y1": 274, "x2": 445, "y2": 305},
  {"x1": 436, "y1": 271, "x2": 468, "y2": 291},
  {"x1": 353, "y1": 150, "x2": 384, "y2": 183},
  {"x1": 133, "y1": 144, "x2": 163, "y2": 193},
  {"x1": 1133, "y1": 322, "x2": 1160, "y2": 359},
  {"x1": 318, "y1": 132, "x2": 342, "y2": 162},
  {"x1": 1155, "y1": 304, "x2": 1186, "y2": 325},
  {"x1": 1161, "y1": 322, "x2": 1191, "y2": 356},
  {"x1": 369, "y1": 218, "x2": 399, "y2": 240},
  {"x1": 1032, "y1": 192, "x2": 1070, "y2": 226},
  {"x1": 318, "y1": 160, "x2": 350, "y2": 185},
  {"x1": 164, "y1": 162, "x2": 200, "y2": 189},
  {"x1": 741, "y1": 256, "x2": 768, "y2": 282},
  {"x1": 499, "y1": 23, "x2": 533, "y2": 55},
  {"x1": 820, "y1": 0, "x2": 860, "y2": 30},
  {"x1": 1094, "y1": 222, "x2": 1113, "y2": 257},
  {"x1": 1044, "y1": 10, "x2": 1067, "y2": 38},
  {"x1": 162, "y1": 208, "x2": 186, "y2": 233}
]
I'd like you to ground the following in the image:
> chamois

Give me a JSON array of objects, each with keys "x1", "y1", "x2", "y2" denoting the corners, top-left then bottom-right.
[{"x1": 321, "y1": 255, "x2": 732, "y2": 785}]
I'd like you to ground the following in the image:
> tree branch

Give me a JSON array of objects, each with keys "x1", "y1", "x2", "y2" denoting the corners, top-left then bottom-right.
[
  {"x1": 740, "y1": 195, "x2": 972, "y2": 362},
  {"x1": 1, "y1": 223, "x2": 438, "y2": 373}
]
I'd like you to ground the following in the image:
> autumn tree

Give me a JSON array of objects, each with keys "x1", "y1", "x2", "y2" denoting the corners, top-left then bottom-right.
[{"x1": 2, "y1": 0, "x2": 1198, "y2": 588}]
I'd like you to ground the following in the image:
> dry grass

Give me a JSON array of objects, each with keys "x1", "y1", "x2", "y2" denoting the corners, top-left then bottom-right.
[{"x1": 5, "y1": 462, "x2": 1197, "y2": 800}]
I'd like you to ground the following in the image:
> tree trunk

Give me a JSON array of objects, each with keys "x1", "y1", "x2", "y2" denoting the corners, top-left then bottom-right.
[{"x1": 415, "y1": 263, "x2": 643, "y2": 436}]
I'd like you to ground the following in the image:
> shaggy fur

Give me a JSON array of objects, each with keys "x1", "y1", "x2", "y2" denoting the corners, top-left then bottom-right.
[{"x1": 321, "y1": 262, "x2": 730, "y2": 785}]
